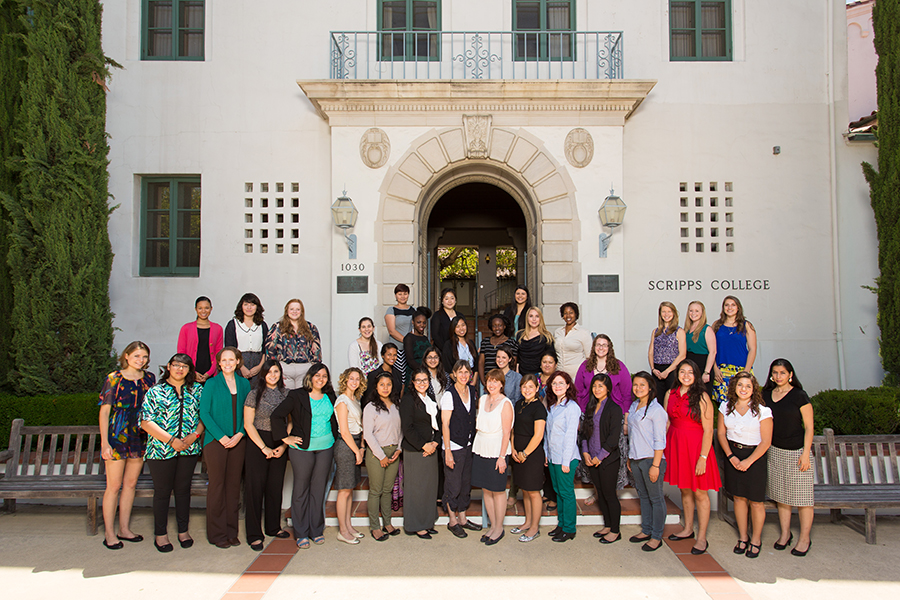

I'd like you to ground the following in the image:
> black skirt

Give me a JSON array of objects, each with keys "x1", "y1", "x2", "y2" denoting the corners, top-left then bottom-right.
[
  {"x1": 723, "y1": 442, "x2": 767, "y2": 502},
  {"x1": 471, "y1": 454, "x2": 510, "y2": 492},
  {"x1": 511, "y1": 434, "x2": 546, "y2": 491}
]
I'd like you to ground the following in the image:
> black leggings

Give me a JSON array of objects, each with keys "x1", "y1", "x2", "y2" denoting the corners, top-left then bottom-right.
[
  {"x1": 588, "y1": 457, "x2": 621, "y2": 533},
  {"x1": 147, "y1": 454, "x2": 200, "y2": 536}
]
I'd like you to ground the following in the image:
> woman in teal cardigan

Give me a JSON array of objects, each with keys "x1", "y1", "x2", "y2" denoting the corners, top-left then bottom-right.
[{"x1": 200, "y1": 347, "x2": 251, "y2": 548}]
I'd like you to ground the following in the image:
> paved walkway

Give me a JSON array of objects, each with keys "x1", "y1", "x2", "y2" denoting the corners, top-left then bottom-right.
[{"x1": 1, "y1": 504, "x2": 898, "y2": 600}]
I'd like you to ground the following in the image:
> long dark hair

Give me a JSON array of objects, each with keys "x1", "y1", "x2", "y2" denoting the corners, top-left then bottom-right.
[
  {"x1": 422, "y1": 346, "x2": 447, "y2": 392},
  {"x1": 233, "y1": 292, "x2": 265, "y2": 325},
  {"x1": 631, "y1": 371, "x2": 658, "y2": 420},
  {"x1": 408, "y1": 367, "x2": 435, "y2": 403},
  {"x1": 250, "y1": 359, "x2": 285, "y2": 407},
  {"x1": 725, "y1": 371, "x2": 765, "y2": 417},
  {"x1": 358, "y1": 317, "x2": 378, "y2": 358},
  {"x1": 302, "y1": 363, "x2": 335, "y2": 397},
  {"x1": 762, "y1": 358, "x2": 804, "y2": 393},
  {"x1": 712, "y1": 295, "x2": 750, "y2": 334},
  {"x1": 581, "y1": 373, "x2": 612, "y2": 443},
  {"x1": 503, "y1": 284, "x2": 532, "y2": 330},
  {"x1": 447, "y1": 315, "x2": 475, "y2": 362},
  {"x1": 160, "y1": 353, "x2": 196, "y2": 387},
  {"x1": 675, "y1": 359, "x2": 707, "y2": 423},
  {"x1": 365, "y1": 370, "x2": 399, "y2": 412}
]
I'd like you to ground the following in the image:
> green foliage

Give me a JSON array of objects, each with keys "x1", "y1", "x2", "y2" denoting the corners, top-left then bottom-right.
[
  {"x1": 0, "y1": 391, "x2": 98, "y2": 449},
  {"x1": 0, "y1": 0, "x2": 117, "y2": 394},
  {"x1": 809, "y1": 387, "x2": 900, "y2": 435},
  {"x1": 438, "y1": 246, "x2": 517, "y2": 280},
  {"x1": 863, "y1": 0, "x2": 900, "y2": 386},
  {"x1": 0, "y1": 0, "x2": 29, "y2": 387}
]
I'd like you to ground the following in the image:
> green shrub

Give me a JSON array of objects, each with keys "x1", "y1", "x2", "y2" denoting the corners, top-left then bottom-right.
[
  {"x1": 809, "y1": 387, "x2": 900, "y2": 435},
  {"x1": 0, "y1": 392, "x2": 99, "y2": 449}
]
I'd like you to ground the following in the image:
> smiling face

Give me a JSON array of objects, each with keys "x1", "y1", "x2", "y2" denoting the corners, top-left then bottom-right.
[
  {"x1": 383, "y1": 347, "x2": 398, "y2": 366},
  {"x1": 454, "y1": 319, "x2": 467, "y2": 338},
  {"x1": 771, "y1": 365, "x2": 792, "y2": 387},
  {"x1": 550, "y1": 376, "x2": 569, "y2": 399},
  {"x1": 633, "y1": 377, "x2": 650, "y2": 400},
  {"x1": 723, "y1": 298, "x2": 738, "y2": 317},
  {"x1": 168, "y1": 361, "x2": 190, "y2": 384},
  {"x1": 562, "y1": 305, "x2": 577, "y2": 326},
  {"x1": 287, "y1": 301, "x2": 303, "y2": 321},
  {"x1": 527, "y1": 309, "x2": 541, "y2": 329},
  {"x1": 454, "y1": 365, "x2": 471, "y2": 385},
  {"x1": 540, "y1": 355, "x2": 557, "y2": 376},
  {"x1": 195, "y1": 300, "x2": 212, "y2": 320},
  {"x1": 412, "y1": 373, "x2": 429, "y2": 394},
  {"x1": 734, "y1": 376, "x2": 754, "y2": 401},
  {"x1": 495, "y1": 349, "x2": 510, "y2": 370},
  {"x1": 424, "y1": 351, "x2": 440, "y2": 370},
  {"x1": 395, "y1": 290, "x2": 409, "y2": 305},
  {"x1": 521, "y1": 380, "x2": 537, "y2": 401},
  {"x1": 359, "y1": 319, "x2": 374, "y2": 338},
  {"x1": 491, "y1": 318, "x2": 506, "y2": 337},
  {"x1": 264, "y1": 364, "x2": 282, "y2": 389},
  {"x1": 677, "y1": 363, "x2": 696, "y2": 387},
  {"x1": 413, "y1": 314, "x2": 428, "y2": 335},
  {"x1": 310, "y1": 368, "x2": 328, "y2": 392},
  {"x1": 241, "y1": 301, "x2": 257, "y2": 319},
  {"x1": 485, "y1": 377, "x2": 502, "y2": 395},
  {"x1": 515, "y1": 289, "x2": 527, "y2": 305},
  {"x1": 346, "y1": 369, "x2": 361, "y2": 393},
  {"x1": 660, "y1": 305, "x2": 674, "y2": 325},
  {"x1": 125, "y1": 348, "x2": 149, "y2": 371},
  {"x1": 218, "y1": 350, "x2": 238, "y2": 375},
  {"x1": 688, "y1": 302, "x2": 703, "y2": 322},
  {"x1": 593, "y1": 336, "x2": 609, "y2": 359},
  {"x1": 442, "y1": 291, "x2": 457, "y2": 310},
  {"x1": 591, "y1": 379, "x2": 609, "y2": 400}
]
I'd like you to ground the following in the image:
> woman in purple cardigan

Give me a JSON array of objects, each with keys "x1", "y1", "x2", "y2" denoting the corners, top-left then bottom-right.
[
  {"x1": 574, "y1": 334, "x2": 632, "y2": 492},
  {"x1": 177, "y1": 296, "x2": 224, "y2": 384}
]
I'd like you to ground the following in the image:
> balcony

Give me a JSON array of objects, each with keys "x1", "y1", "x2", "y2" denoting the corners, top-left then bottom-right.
[{"x1": 330, "y1": 31, "x2": 623, "y2": 80}]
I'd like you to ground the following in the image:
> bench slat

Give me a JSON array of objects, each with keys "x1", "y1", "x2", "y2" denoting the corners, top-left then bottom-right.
[
  {"x1": 46, "y1": 434, "x2": 59, "y2": 476},
  {"x1": 85, "y1": 434, "x2": 97, "y2": 475},
  {"x1": 21, "y1": 434, "x2": 33, "y2": 477}
]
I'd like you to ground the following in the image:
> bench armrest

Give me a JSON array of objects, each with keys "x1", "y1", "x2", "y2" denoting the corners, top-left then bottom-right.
[{"x1": 0, "y1": 449, "x2": 12, "y2": 463}]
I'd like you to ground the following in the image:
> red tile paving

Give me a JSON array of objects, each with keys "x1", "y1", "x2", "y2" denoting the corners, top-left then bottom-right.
[{"x1": 662, "y1": 524, "x2": 751, "y2": 600}]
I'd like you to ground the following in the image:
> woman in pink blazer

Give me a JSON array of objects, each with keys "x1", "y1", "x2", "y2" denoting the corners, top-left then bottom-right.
[{"x1": 177, "y1": 296, "x2": 224, "y2": 384}]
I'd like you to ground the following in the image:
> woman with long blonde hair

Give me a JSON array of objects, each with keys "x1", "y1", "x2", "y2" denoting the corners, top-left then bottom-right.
[
  {"x1": 333, "y1": 367, "x2": 367, "y2": 544},
  {"x1": 684, "y1": 301, "x2": 717, "y2": 397},
  {"x1": 516, "y1": 307, "x2": 556, "y2": 376},
  {"x1": 265, "y1": 299, "x2": 322, "y2": 389},
  {"x1": 648, "y1": 301, "x2": 686, "y2": 403}
]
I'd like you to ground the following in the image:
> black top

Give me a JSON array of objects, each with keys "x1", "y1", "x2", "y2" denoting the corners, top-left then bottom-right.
[
  {"x1": 446, "y1": 384, "x2": 478, "y2": 448},
  {"x1": 403, "y1": 332, "x2": 431, "y2": 373},
  {"x1": 764, "y1": 387, "x2": 811, "y2": 450},
  {"x1": 441, "y1": 338, "x2": 479, "y2": 373},
  {"x1": 513, "y1": 399, "x2": 547, "y2": 449},
  {"x1": 223, "y1": 320, "x2": 270, "y2": 350},
  {"x1": 195, "y1": 327, "x2": 212, "y2": 374},
  {"x1": 430, "y1": 309, "x2": 454, "y2": 351},
  {"x1": 400, "y1": 389, "x2": 440, "y2": 453},
  {"x1": 582, "y1": 399, "x2": 624, "y2": 462},
  {"x1": 516, "y1": 334, "x2": 555, "y2": 375},
  {"x1": 270, "y1": 388, "x2": 338, "y2": 450}
]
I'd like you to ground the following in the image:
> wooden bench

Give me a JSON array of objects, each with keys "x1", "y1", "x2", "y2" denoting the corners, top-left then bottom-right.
[
  {"x1": 717, "y1": 428, "x2": 900, "y2": 544},
  {"x1": 0, "y1": 419, "x2": 208, "y2": 536}
]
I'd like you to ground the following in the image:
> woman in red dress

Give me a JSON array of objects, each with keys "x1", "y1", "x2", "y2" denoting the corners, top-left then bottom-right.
[{"x1": 663, "y1": 359, "x2": 721, "y2": 555}]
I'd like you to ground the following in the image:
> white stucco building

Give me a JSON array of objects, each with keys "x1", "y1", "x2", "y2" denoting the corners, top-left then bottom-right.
[{"x1": 101, "y1": 0, "x2": 882, "y2": 393}]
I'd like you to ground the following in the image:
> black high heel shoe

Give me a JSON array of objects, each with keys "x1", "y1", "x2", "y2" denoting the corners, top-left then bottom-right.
[
  {"x1": 774, "y1": 532, "x2": 793, "y2": 550},
  {"x1": 733, "y1": 539, "x2": 748, "y2": 555},
  {"x1": 745, "y1": 542, "x2": 761, "y2": 558},
  {"x1": 791, "y1": 540, "x2": 811, "y2": 557}
]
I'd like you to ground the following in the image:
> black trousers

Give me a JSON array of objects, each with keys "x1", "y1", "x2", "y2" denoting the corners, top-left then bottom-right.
[
  {"x1": 244, "y1": 430, "x2": 288, "y2": 543},
  {"x1": 442, "y1": 446, "x2": 473, "y2": 513},
  {"x1": 204, "y1": 437, "x2": 247, "y2": 544},
  {"x1": 654, "y1": 363, "x2": 678, "y2": 404},
  {"x1": 147, "y1": 454, "x2": 200, "y2": 536},
  {"x1": 588, "y1": 457, "x2": 622, "y2": 533}
]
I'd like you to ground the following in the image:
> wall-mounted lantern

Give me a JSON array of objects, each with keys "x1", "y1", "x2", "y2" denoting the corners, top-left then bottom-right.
[{"x1": 331, "y1": 192, "x2": 358, "y2": 259}]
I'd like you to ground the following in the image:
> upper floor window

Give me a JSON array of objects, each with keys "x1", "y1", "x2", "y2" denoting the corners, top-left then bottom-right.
[
  {"x1": 142, "y1": 0, "x2": 205, "y2": 60},
  {"x1": 670, "y1": 1, "x2": 731, "y2": 61},
  {"x1": 514, "y1": 0, "x2": 575, "y2": 60},
  {"x1": 379, "y1": 0, "x2": 440, "y2": 60},
  {"x1": 141, "y1": 177, "x2": 201, "y2": 276}
]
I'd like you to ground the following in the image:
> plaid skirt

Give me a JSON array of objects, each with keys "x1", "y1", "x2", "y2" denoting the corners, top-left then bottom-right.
[{"x1": 766, "y1": 445, "x2": 814, "y2": 507}]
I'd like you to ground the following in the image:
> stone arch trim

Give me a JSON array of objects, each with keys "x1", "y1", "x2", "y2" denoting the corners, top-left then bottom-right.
[{"x1": 375, "y1": 125, "x2": 581, "y2": 309}]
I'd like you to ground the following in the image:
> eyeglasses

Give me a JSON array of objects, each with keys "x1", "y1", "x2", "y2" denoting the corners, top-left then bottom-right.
[
  {"x1": 170, "y1": 364, "x2": 189, "y2": 370},
  {"x1": 413, "y1": 378, "x2": 429, "y2": 384},
  {"x1": 551, "y1": 381, "x2": 567, "y2": 387}
]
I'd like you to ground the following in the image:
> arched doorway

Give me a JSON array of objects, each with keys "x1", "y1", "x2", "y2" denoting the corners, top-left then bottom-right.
[{"x1": 425, "y1": 182, "x2": 527, "y2": 324}]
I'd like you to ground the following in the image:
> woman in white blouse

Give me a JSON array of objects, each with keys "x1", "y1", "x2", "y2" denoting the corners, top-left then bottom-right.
[
  {"x1": 717, "y1": 371, "x2": 772, "y2": 559},
  {"x1": 553, "y1": 302, "x2": 593, "y2": 379},
  {"x1": 224, "y1": 293, "x2": 269, "y2": 381}
]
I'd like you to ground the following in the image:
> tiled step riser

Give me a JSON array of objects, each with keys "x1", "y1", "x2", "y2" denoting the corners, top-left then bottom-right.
[{"x1": 320, "y1": 514, "x2": 682, "y2": 527}]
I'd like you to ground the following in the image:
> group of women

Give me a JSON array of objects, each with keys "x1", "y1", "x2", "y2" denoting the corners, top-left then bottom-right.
[{"x1": 97, "y1": 288, "x2": 813, "y2": 557}]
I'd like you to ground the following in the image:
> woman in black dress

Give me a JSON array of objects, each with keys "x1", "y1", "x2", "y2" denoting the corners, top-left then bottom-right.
[
  {"x1": 510, "y1": 374, "x2": 547, "y2": 542},
  {"x1": 365, "y1": 343, "x2": 403, "y2": 407},
  {"x1": 431, "y1": 287, "x2": 458, "y2": 351}
]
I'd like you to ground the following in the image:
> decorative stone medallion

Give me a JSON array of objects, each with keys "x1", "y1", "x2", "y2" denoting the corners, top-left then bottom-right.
[
  {"x1": 463, "y1": 114, "x2": 492, "y2": 158},
  {"x1": 564, "y1": 128, "x2": 594, "y2": 168},
  {"x1": 360, "y1": 128, "x2": 390, "y2": 168}
]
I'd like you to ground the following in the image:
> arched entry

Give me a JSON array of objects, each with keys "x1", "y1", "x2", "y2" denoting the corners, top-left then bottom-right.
[
  {"x1": 425, "y1": 182, "x2": 527, "y2": 319},
  {"x1": 375, "y1": 123, "x2": 581, "y2": 319}
]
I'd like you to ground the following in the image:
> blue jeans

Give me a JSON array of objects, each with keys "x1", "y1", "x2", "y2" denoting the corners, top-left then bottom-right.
[{"x1": 632, "y1": 457, "x2": 667, "y2": 540}]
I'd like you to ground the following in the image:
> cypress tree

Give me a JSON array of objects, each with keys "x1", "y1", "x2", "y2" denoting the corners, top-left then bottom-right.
[
  {"x1": 0, "y1": 0, "x2": 28, "y2": 387},
  {"x1": 863, "y1": 0, "x2": 900, "y2": 386},
  {"x1": 1, "y1": 0, "x2": 116, "y2": 394}
]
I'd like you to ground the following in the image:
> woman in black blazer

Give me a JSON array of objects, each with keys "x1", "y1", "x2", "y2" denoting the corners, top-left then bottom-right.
[
  {"x1": 580, "y1": 373, "x2": 624, "y2": 544},
  {"x1": 270, "y1": 363, "x2": 338, "y2": 549},
  {"x1": 441, "y1": 315, "x2": 480, "y2": 386},
  {"x1": 400, "y1": 367, "x2": 442, "y2": 538}
]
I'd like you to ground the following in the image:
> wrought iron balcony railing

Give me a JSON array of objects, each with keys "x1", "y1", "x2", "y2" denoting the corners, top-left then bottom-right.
[{"x1": 330, "y1": 31, "x2": 623, "y2": 80}]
